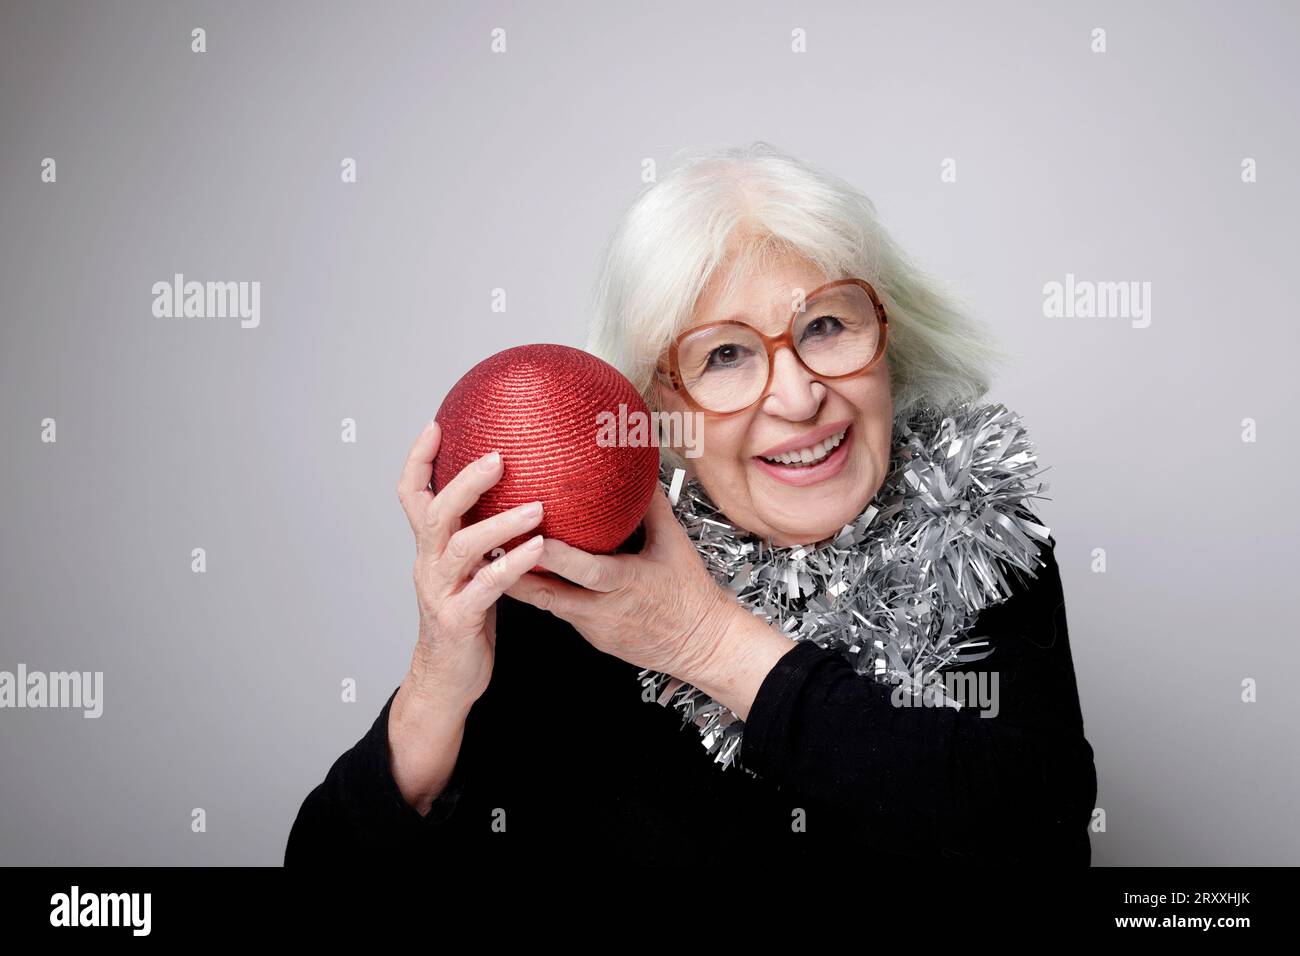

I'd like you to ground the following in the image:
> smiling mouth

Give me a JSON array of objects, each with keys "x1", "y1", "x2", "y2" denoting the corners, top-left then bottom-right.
[
  {"x1": 750, "y1": 423, "x2": 854, "y2": 487},
  {"x1": 757, "y1": 425, "x2": 848, "y2": 468}
]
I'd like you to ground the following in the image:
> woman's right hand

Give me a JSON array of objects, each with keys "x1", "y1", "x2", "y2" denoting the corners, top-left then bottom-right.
[
  {"x1": 397, "y1": 418, "x2": 544, "y2": 706},
  {"x1": 388, "y1": 419, "x2": 545, "y2": 813}
]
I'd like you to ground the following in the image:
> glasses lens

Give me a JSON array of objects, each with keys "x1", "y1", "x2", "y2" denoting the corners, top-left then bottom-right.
[
  {"x1": 676, "y1": 323, "x2": 768, "y2": 413},
  {"x1": 794, "y1": 283, "x2": 882, "y2": 376}
]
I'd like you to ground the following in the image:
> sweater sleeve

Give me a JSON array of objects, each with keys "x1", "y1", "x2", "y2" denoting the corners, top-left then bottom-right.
[
  {"x1": 739, "y1": 536, "x2": 1097, "y2": 864},
  {"x1": 284, "y1": 685, "x2": 468, "y2": 864}
]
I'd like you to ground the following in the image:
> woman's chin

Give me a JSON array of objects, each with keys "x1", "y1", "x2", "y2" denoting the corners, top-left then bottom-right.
[
  {"x1": 744, "y1": 460, "x2": 877, "y2": 545},
  {"x1": 766, "y1": 525, "x2": 840, "y2": 548}
]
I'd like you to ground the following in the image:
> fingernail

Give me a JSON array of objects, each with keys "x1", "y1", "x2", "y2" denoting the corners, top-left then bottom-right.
[
  {"x1": 478, "y1": 450, "x2": 501, "y2": 471},
  {"x1": 525, "y1": 534, "x2": 544, "y2": 549},
  {"x1": 425, "y1": 419, "x2": 437, "y2": 433},
  {"x1": 523, "y1": 500, "x2": 543, "y2": 517}
]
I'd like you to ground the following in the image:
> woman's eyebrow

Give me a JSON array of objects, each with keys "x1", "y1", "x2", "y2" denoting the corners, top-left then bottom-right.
[
  {"x1": 714, "y1": 302, "x2": 789, "y2": 326},
  {"x1": 804, "y1": 289, "x2": 855, "y2": 309},
  {"x1": 710, "y1": 294, "x2": 852, "y2": 327}
]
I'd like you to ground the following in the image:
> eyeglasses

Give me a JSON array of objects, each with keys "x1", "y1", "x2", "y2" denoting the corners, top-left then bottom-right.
[{"x1": 655, "y1": 277, "x2": 889, "y2": 416}]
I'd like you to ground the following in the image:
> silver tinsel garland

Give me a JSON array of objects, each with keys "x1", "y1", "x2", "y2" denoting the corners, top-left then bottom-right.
[{"x1": 639, "y1": 400, "x2": 1054, "y2": 773}]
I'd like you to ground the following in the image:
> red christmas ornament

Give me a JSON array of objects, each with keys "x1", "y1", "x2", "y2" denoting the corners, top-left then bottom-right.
[{"x1": 433, "y1": 343, "x2": 660, "y2": 555}]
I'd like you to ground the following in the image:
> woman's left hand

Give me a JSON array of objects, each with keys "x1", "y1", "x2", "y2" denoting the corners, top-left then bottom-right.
[{"x1": 504, "y1": 483, "x2": 741, "y2": 679}]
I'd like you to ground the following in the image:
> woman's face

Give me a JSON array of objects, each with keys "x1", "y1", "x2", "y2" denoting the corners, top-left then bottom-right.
[{"x1": 656, "y1": 254, "x2": 894, "y2": 547}]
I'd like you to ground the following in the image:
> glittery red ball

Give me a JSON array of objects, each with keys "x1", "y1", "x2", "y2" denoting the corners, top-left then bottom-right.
[{"x1": 433, "y1": 344, "x2": 660, "y2": 555}]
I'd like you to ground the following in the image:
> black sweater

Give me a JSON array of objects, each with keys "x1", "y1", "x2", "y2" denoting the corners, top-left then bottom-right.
[{"x1": 285, "y1": 535, "x2": 1097, "y2": 867}]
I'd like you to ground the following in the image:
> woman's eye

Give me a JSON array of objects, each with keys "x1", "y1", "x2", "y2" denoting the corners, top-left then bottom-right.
[
  {"x1": 705, "y1": 343, "x2": 751, "y2": 369},
  {"x1": 801, "y1": 315, "x2": 844, "y2": 341}
]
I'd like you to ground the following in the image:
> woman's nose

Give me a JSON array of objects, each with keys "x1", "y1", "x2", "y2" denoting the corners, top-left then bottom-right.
[{"x1": 760, "y1": 347, "x2": 825, "y2": 419}]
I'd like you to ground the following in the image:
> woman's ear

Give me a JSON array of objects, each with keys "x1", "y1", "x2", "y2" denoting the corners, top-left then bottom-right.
[
  {"x1": 650, "y1": 379, "x2": 675, "y2": 418},
  {"x1": 649, "y1": 385, "x2": 686, "y2": 467}
]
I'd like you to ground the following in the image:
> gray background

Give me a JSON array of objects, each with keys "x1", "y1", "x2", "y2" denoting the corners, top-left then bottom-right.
[{"x1": 1, "y1": 0, "x2": 1296, "y2": 865}]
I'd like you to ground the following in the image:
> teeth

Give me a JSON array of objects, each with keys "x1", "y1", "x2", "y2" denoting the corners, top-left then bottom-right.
[{"x1": 760, "y1": 428, "x2": 847, "y2": 467}]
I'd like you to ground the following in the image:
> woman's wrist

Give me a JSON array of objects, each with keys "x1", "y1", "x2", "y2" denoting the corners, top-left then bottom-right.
[
  {"x1": 676, "y1": 605, "x2": 795, "y2": 721},
  {"x1": 388, "y1": 674, "x2": 474, "y2": 816}
]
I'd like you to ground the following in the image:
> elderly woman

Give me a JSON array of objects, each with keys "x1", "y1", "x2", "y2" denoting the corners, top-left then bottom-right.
[{"x1": 286, "y1": 142, "x2": 1097, "y2": 866}]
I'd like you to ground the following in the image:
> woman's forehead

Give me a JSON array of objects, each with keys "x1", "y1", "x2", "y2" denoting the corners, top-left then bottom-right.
[{"x1": 690, "y1": 265, "x2": 840, "y2": 329}]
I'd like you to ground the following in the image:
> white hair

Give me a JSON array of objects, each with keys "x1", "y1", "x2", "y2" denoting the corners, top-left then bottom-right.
[{"x1": 584, "y1": 142, "x2": 1007, "y2": 456}]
